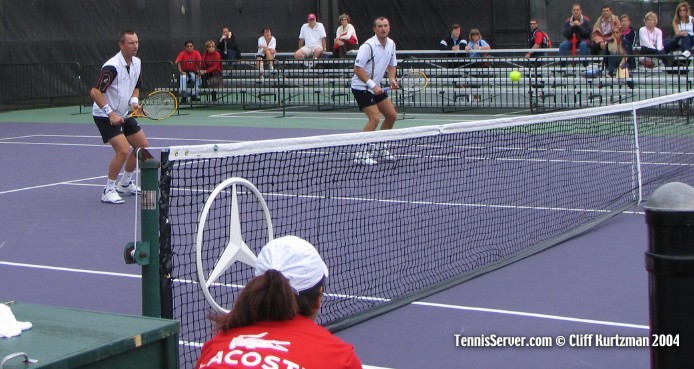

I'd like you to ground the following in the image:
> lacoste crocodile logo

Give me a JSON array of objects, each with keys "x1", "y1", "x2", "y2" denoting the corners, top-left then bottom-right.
[{"x1": 229, "y1": 332, "x2": 291, "y2": 352}]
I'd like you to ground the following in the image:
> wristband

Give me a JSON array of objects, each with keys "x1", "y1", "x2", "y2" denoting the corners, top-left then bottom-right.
[
  {"x1": 129, "y1": 97, "x2": 139, "y2": 106},
  {"x1": 365, "y1": 79, "x2": 376, "y2": 89},
  {"x1": 102, "y1": 104, "x2": 113, "y2": 115}
]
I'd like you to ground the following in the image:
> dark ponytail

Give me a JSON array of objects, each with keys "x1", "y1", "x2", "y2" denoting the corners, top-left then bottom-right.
[{"x1": 212, "y1": 269, "x2": 298, "y2": 331}]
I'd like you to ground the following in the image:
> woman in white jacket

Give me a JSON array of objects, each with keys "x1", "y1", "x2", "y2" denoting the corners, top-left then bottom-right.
[{"x1": 333, "y1": 14, "x2": 358, "y2": 58}]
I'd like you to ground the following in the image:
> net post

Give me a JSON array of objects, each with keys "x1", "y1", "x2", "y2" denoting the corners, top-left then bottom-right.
[
  {"x1": 644, "y1": 182, "x2": 694, "y2": 368},
  {"x1": 138, "y1": 149, "x2": 162, "y2": 318}
]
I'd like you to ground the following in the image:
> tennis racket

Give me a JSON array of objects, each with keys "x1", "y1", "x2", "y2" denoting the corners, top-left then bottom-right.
[
  {"x1": 130, "y1": 90, "x2": 178, "y2": 120},
  {"x1": 384, "y1": 71, "x2": 429, "y2": 93}
]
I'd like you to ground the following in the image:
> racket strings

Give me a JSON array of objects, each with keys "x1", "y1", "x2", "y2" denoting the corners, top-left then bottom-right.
[
  {"x1": 402, "y1": 73, "x2": 428, "y2": 92},
  {"x1": 142, "y1": 92, "x2": 177, "y2": 120}
]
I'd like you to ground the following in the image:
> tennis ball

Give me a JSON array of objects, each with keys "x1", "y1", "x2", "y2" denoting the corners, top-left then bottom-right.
[{"x1": 509, "y1": 70, "x2": 521, "y2": 82}]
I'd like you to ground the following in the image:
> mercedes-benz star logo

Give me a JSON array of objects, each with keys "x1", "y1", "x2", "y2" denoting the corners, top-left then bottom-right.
[{"x1": 195, "y1": 177, "x2": 274, "y2": 313}]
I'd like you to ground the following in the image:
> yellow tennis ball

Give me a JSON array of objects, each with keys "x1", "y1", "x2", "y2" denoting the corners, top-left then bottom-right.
[{"x1": 509, "y1": 70, "x2": 521, "y2": 82}]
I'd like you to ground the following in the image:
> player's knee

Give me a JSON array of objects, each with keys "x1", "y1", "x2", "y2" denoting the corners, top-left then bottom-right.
[{"x1": 113, "y1": 148, "x2": 130, "y2": 161}]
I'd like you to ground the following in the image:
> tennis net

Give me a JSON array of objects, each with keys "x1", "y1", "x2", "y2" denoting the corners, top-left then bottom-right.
[{"x1": 157, "y1": 91, "x2": 694, "y2": 368}]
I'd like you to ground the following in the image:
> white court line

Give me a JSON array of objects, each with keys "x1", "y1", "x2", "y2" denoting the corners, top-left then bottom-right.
[
  {"x1": 209, "y1": 109, "x2": 487, "y2": 122},
  {"x1": 413, "y1": 301, "x2": 649, "y2": 330},
  {"x1": 0, "y1": 134, "x2": 241, "y2": 145},
  {"x1": 0, "y1": 141, "x2": 108, "y2": 148},
  {"x1": 63, "y1": 183, "x2": 104, "y2": 188},
  {"x1": 0, "y1": 261, "x2": 141, "y2": 279},
  {"x1": 0, "y1": 175, "x2": 107, "y2": 195},
  {"x1": 0, "y1": 134, "x2": 58, "y2": 141},
  {"x1": 1, "y1": 260, "x2": 647, "y2": 331},
  {"x1": 0, "y1": 260, "x2": 388, "y2": 303}
]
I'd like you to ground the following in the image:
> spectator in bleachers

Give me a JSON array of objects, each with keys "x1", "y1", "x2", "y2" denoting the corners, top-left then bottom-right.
[
  {"x1": 525, "y1": 19, "x2": 551, "y2": 59},
  {"x1": 256, "y1": 26, "x2": 277, "y2": 82},
  {"x1": 666, "y1": 2, "x2": 694, "y2": 55},
  {"x1": 591, "y1": 5, "x2": 620, "y2": 56},
  {"x1": 559, "y1": 4, "x2": 592, "y2": 59},
  {"x1": 606, "y1": 28, "x2": 628, "y2": 77},
  {"x1": 464, "y1": 29, "x2": 491, "y2": 58},
  {"x1": 639, "y1": 12, "x2": 670, "y2": 68},
  {"x1": 201, "y1": 40, "x2": 222, "y2": 101},
  {"x1": 294, "y1": 13, "x2": 327, "y2": 64},
  {"x1": 620, "y1": 14, "x2": 637, "y2": 70},
  {"x1": 175, "y1": 40, "x2": 202, "y2": 102},
  {"x1": 439, "y1": 23, "x2": 467, "y2": 52},
  {"x1": 217, "y1": 27, "x2": 241, "y2": 60},
  {"x1": 333, "y1": 14, "x2": 358, "y2": 58}
]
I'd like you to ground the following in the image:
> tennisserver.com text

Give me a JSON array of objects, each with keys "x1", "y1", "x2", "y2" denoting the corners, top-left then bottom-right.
[{"x1": 454, "y1": 334, "x2": 680, "y2": 348}]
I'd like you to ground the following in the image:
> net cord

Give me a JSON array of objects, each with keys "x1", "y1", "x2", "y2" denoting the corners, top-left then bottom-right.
[{"x1": 166, "y1": 90, "x2": 694, "y2": 161}]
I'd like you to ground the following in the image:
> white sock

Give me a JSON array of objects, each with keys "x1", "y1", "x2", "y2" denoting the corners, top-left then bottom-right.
[
  {"x1": 105, "y1": 179, "x2": 117, "y2": 191},
  {"x1": 120, "y1": 171, "x2": 134, "y2": 185}
]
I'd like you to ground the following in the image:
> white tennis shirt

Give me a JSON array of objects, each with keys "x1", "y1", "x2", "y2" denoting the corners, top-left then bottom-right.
[
  {"x1": 92, "y1": 52, "x2": 141, "y2": 117},
  {"x1": 298, "y1": 22, "x2": 327, "y2": 48},
  {"x1": 351, "y1": 35, "x2": 397, "y2": 90}
]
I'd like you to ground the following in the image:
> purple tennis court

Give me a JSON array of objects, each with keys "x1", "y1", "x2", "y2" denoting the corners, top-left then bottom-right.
[{"x1": 1, "y1": 97, "x2": 693, "y2": 369}]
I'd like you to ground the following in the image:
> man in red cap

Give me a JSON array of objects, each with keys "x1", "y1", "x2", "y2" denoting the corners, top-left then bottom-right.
[{"x1": 294, "y1": 13, "x2": 327, "y2": 61}]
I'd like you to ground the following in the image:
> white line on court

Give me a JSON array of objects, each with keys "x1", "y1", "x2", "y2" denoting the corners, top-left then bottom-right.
[
  {"x1": 63, "y1": 183, "x2": 104, "y2": 187},
  {"x1": 412, "y1": 301, "x2": 649, "y2": 330},
  {"x1": 0, "y1": 141, "x2": 108, "y2": 147},
  {"x1": 0, "y1": 261, "x2": 141, "y2": 279},
  {"x1": 0, "y1": 134, "x2": 241, "y2": 145},
  {"x1": 209, "y1": 110, "x2": 486, "y2": 123},
  {"x1": 0, "y1": 175, "x2": 107, "y2": 195},
  {"x1": 624, "y1": 210, "x2": 645, "y2": 215},
  {"x1": 0, "y1": 135, "x2": 55, "y2": 141},
  {"x1": 1, "y1": 260, "x2": 648, "y2": 331}
]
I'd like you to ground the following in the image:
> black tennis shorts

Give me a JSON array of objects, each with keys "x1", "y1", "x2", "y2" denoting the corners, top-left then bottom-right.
[
  {"x1": 351, "y1": 88, "x2": 389, "y2": 110},
  {"x1": 93, "y1": 116, "x2": 142, "y2": 143}
]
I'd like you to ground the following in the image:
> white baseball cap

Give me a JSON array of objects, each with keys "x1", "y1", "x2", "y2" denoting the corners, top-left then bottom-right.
[
  {"x1": 0, "y1": 304, "x2": 32, "y2": 338},
  {"x1": 255, "y1": 235, "x2": 328, "y2": 293}
]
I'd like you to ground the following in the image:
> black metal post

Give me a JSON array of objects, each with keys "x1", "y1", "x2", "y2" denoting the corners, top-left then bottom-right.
[{"x1": 645, "y1": 182, "x2": 694, "y2": 368}]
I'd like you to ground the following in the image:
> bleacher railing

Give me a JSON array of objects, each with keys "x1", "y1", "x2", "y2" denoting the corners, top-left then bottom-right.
[{"x1": 1, "y1": 51, "x2": 691, "y2": 113}]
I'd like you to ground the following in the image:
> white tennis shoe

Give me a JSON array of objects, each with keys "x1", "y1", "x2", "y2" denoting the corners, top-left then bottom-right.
[
  {"x1": 377, "y1": 148, "x2": 395, "y2": 162},
  {"x1": 101, "y1": 188, "x2": 125, "y2": 204},
  {"x1": 354, "y1": 150, "x2": 377, "y2": 166},
  {"x1": 116, "y1": 181, "x2": 141, "y2": 195}
]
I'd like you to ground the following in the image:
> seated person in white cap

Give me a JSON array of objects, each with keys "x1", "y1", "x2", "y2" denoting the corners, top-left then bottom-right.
[
  {"x1": 294, "y1": 13, "x2": 327, "y2": 60},
  {"x1": 195, "y1": 235, "x2": 363, "y2": 369}
]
